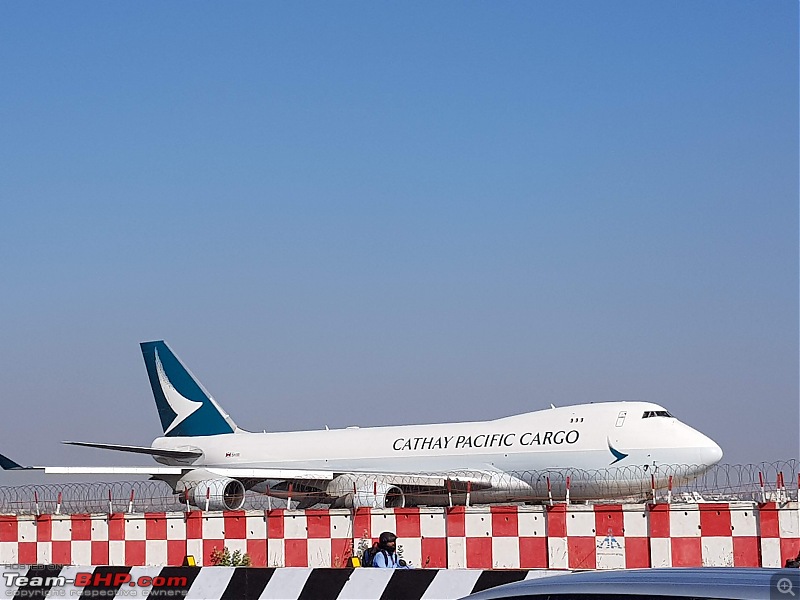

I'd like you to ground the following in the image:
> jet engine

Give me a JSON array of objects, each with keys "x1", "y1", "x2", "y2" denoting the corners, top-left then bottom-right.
[
  {"x1": 178, "y1": 476, "x2": 246, "y2": 511},
  {"x1": 327, "y1": 474, "x2": 405, "y2": 509}
]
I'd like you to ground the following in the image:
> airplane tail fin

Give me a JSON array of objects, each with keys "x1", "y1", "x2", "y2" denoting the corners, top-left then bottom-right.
[{"x1": 140, "y1": 341, "x2": 238, "y2": 437}]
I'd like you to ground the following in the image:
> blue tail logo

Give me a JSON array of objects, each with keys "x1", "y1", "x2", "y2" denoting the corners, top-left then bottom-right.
[
  {"x1": 607, "y1": 439, "x2": 629, "y2": 464},
  {"x1": 141, "y1": 341, "x2": 236, "y2": 437}
]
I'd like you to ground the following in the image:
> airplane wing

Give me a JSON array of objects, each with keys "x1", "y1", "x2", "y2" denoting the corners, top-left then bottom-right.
[
  {"x1": 0, "y1": 451, "x2": 186, "y2": 475},
  {"x1": 353, "y1": 471, "x2": 496, "y2": 490},
  {"x1": 254, "y1": 468, "x2": 524, "y2": 509},
  {"x1": 206, "y1": 468, "x2": 335, "y2": 480},
  {"x1": 1, "y1": 448, "x2": 493, "y2": 486},
  {"x1": 3, "y1": 441, "x2": 522, "y2": 510},
  {"x1": 259, "y1": 469, "x2": 509, "y2": 495},
  {"x1": 0, "y1": 451, "x2": 334, "y2": 480},
  {"x1": 205, "y1": 470, "x2": 489, "y2": 488},
  {"x1": 38, "y1": 466, "x2": 186, "y2": 474},
  {"x1": 1, "y1": 443, "x2": 202, "y2": 476}
]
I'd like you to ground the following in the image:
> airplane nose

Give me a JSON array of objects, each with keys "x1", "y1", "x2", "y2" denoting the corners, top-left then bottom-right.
[{"x1": 699, "y1": 439, "x2": 723, "y2": 465}]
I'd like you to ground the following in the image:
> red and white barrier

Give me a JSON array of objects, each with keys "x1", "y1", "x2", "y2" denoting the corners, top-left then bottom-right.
[
  {"x1": 546, "y1": 504, "x2": 649, "y2": 570},
  {"x1": 0, "y1": 502, "x2": 796, "y2": 568},
  {"x1": 355, "y1": 507, "x2": 447, "y2": 568},
  {"x1": 444, "y1": 506, "x2": 548, "y2": 569},
  {"x1": 270, "y1": 509, "x2": 354, "y2": 568},
  {"x1": 759, "y1": 501, "x2": 800, "y2": 567},
  {"x1": 648, "y1": 502, "x2": 761, "y2": 567}
]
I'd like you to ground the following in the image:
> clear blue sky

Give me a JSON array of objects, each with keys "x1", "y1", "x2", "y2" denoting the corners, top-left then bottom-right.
[{"x1": 0, "y1": 2, "x2": 796, "y2": 478}]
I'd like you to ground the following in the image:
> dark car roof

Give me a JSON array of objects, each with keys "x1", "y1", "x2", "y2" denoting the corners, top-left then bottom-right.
[{"x1": 462, "y1": 568, "x2": 798, "y2": 600}]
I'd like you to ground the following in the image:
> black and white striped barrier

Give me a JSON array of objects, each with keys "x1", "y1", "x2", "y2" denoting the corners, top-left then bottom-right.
[{"x1": 1, "y1": 565, "x2": 564, "y2": 599}]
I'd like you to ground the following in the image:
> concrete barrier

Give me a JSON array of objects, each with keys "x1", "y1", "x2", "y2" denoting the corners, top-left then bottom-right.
[
  {"x1": 0, "y1": 566, "x2": 561, "y2": 599},
  {"x1": 0, "y1": 502, "x2": 797, "y2": 568}
]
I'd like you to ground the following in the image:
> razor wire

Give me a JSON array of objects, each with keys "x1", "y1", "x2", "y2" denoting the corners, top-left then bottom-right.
[{"x1": 0, "y1": 460, "x2": 795, "y2": 515}]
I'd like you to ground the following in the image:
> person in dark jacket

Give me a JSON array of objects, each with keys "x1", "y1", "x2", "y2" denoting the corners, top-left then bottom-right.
[{"x1": 372, "y1": 531, "x2": 410, "y2": 568}]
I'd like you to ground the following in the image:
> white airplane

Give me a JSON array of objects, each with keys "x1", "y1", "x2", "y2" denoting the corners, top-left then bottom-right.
[{"x1": 0, "y1": 340, "x2": 723, "y2": 509}]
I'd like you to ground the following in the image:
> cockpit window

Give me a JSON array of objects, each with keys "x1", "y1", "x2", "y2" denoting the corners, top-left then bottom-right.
[{"x1": 642, "y1": 410, "x2": 673, "y2": 418}]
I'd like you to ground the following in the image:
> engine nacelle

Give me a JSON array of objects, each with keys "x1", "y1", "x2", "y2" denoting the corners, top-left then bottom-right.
[
  {"x1": 327, "y1": 475, "x2": 405, "y2": 509},
  {"x1": 183, "y1": 478, "x2": 246, "y2": 511}
]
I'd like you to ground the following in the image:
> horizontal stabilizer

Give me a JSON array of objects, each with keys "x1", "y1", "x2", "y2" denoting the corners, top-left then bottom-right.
[
  {"x1": 63, "y1": 441, "x2": 202, "y2": 460},
  {"x1": 0, "y1": 452, "x2": 32, "y2": 471}
]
